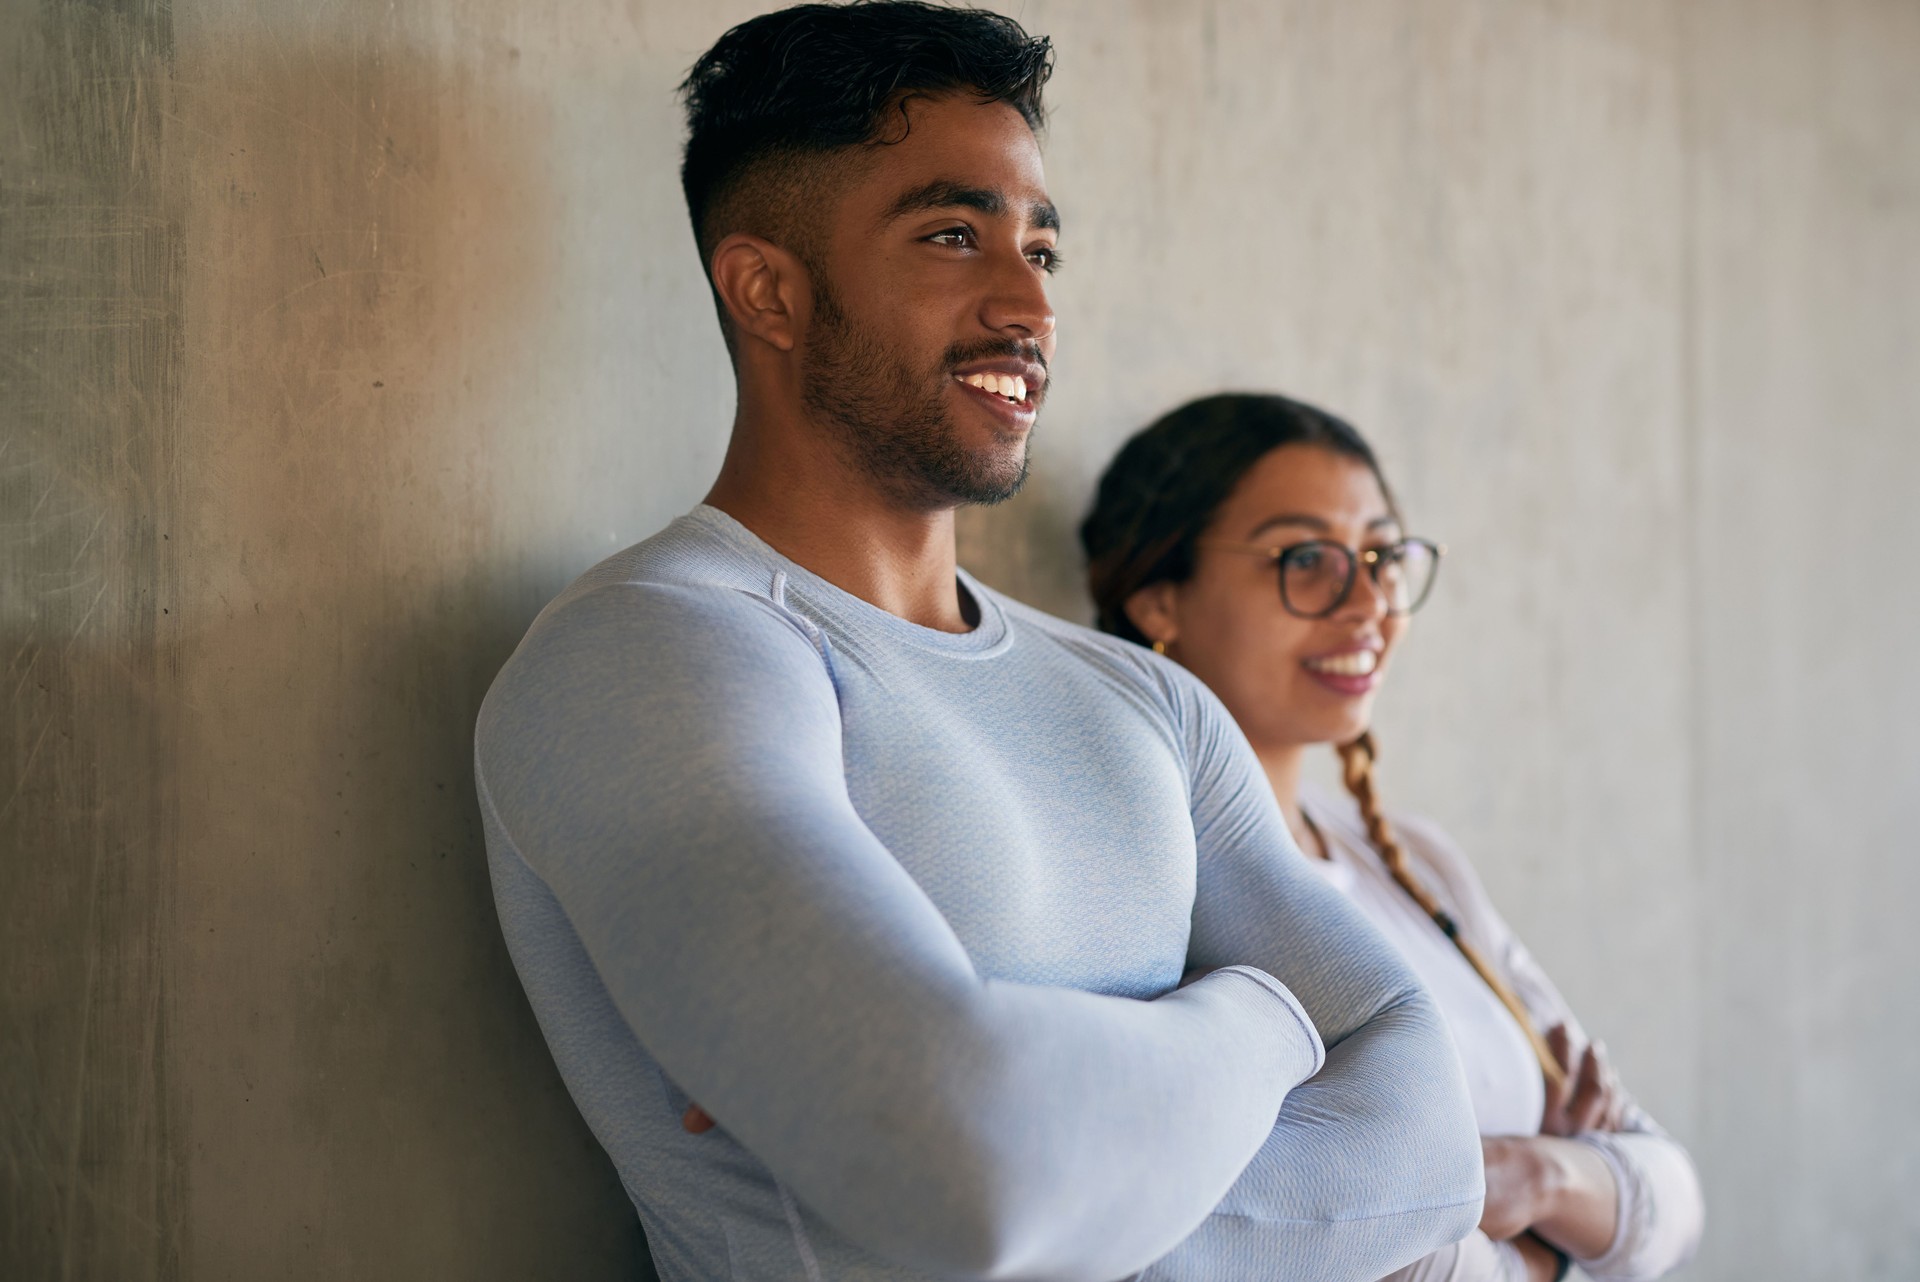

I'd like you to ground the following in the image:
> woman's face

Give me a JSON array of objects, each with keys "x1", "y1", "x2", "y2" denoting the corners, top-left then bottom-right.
[{"x1": 1129, "y1": 443, "x2": 1409, "y2": 753}]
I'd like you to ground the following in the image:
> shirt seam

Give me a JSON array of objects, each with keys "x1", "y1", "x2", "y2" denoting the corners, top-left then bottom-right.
[
  {"x1": 1199, "y1": 1190, "x2": 1487, "y2": 1227},
  {"x1": 1207, "y1": 966, "x2": 1327, "y2": 1077}
]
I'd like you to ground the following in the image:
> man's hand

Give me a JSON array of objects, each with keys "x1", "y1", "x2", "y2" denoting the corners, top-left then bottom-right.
[
  {"x1": 682, "y1": 1102, "x2": 717, "y2": 1134},
  {"x1": 1539, "y1": 1024, "x2": 1626, "y2": 1137}
]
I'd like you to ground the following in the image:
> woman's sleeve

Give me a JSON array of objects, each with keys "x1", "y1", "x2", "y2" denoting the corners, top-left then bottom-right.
[
  {"x1": 1378, "y1": 1232, "x2": 1534, "y2": 1282},
  {"x1": 1566, "y1": 1127, "x2": 1707, "y2": 1280},
  {"x1": 1396, "y1": 818, "x2": 1707, "y2": 1280}
]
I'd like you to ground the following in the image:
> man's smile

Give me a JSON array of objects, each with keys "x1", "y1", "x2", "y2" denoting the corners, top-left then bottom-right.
[{"x1": 949, "y1": 353, "x2": 1046, "y2": 421}]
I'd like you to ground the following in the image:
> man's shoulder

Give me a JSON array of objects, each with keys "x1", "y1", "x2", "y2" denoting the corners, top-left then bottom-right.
[
  {"x1": 980, "y1": 584, "x2": 1219, "y2": 735},
  {"x1": 987, "y1": 587, "x2": 1167, "y2": 684},
  {"x1": 987, "y1": 586, "x2": 1144, "y2": 664},
  {"x1": 523, "y1": 507, "x2": 827, "y2": 643},
  {"x1": 542, "y1": 508, "x2": 786, "y2": 615},
  {"x1": 481, "y1": 513, "x2": 825, "y2": 726}
]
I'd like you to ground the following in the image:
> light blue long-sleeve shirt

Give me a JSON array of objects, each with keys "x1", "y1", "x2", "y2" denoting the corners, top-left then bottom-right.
[{"x1": 475, "y1": 505, "x2": 1482, "y2": 1282}]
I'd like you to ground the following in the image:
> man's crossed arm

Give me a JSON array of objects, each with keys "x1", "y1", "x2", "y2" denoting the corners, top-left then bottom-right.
[{"x1": 478, "y1": 583, "x2": 1480, "y2": 1280}]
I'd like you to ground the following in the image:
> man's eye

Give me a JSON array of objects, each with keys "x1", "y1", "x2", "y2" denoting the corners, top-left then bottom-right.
[
  {"x1": 1027, "y1": 245, "x2": 1063, "y2": 273},
  {"x1": 928, "y1": 228, "x2": 973, "y2": 249}
]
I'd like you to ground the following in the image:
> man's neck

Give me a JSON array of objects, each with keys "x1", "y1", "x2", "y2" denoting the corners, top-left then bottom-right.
[{"x1": 703, "y1": 414, "x2": 975, "y2": 634}]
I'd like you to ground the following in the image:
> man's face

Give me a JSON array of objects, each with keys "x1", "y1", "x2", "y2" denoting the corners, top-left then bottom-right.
[{"x1": 800, "y1": 93, "x2": 1058, "y2": 509}]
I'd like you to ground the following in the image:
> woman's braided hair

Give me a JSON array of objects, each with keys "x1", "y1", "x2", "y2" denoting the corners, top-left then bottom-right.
[
  {"x1": 1339, "y1": 732, "x2": 1564, "y2": 1085},
  {"x1": 1082, "y1": 392, "x2": 1565, "y2": 1087}
]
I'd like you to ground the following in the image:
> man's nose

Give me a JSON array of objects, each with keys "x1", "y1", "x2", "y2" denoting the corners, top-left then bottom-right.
[{"x1": 980, "y1": 248, "x2": 1055, "y2": 340}]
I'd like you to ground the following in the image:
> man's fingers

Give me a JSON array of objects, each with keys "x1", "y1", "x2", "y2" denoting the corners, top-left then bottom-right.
[{"x1": 682, "y1": 1103, "x2": 717, "y2": 1135}]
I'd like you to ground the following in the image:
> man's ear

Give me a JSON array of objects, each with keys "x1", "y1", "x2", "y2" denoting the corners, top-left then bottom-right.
[
  {"x1": 1123, "y1": 581, "x2": 1181, "y2": 651},
  {"x1": 710, "y1": 232, "x2": 808, "y2": 353}
]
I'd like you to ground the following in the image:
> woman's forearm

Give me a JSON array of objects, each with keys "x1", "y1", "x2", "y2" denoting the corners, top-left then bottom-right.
[{"x1": 1529, "y1": 1136, "x2": 1620, "y2": 1259}]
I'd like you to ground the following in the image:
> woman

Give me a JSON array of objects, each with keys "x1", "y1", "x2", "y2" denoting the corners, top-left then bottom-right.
[{"x1": 1081, "y1": 394, "x2": 1704, "y2": 1282}]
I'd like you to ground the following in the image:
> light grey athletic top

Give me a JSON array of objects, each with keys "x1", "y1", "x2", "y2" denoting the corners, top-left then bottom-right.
[
  {"x1": 475, "y1": 506, "x2": 1483, "y2": 1282},
  {"x1": 1301, "y1": 793, "x2": 1705, "y2": 1282}
]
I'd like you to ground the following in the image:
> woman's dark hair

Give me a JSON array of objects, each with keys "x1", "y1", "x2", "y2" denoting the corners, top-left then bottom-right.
[
  {"x1": 1080, "y1": 392, "x2": 1394, "y2": 646},
  {"x1": 678, "y1": 2, "x2": 1053, "y2": 266}
]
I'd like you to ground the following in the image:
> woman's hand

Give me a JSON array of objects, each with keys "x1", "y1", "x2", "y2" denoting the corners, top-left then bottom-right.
[
  {"x1": 1511, "y1": 1232, "x2": 1566, "y2": 1282},
  {"x1": 1480, "y1": 1135, "x2": 1550, "y2": 1241},
  {"x1": 1480, "y1": 1026, "x2": 1626, "y2": 1248},
  {"x1": 1481, "y1": 1133, "x2": 1622, "y2": 1261},
  {"x1": 1539, "y1": 1024, "x2": 1626, "y2": 1136}
]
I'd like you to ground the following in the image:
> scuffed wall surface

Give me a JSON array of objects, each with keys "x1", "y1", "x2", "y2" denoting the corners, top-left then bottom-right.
[
  {"x1": 2, "y1": 1, "x2": 1915, "y2": 1278},
  {"x1": 1, "y1": 3, "x2": 183, "y2": 1276},
  {"x1": 160, "y1": 1, "x2": 657, "y2": 1276}
]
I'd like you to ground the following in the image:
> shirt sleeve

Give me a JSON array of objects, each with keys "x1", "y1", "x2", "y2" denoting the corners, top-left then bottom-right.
[
  {"x1": 1138, "y1": 664, "x2": 1486, "y2": 1280},
  {"x1": 1395, "y1": 817, "x2": 1707, "y2": 1280},
  {"x1": 475, "y1": 582, "x2": 1334, "y2": 1282},
  {"x1": 1378, "y1": 1231, "x2": 1534, "y2": 1282}
]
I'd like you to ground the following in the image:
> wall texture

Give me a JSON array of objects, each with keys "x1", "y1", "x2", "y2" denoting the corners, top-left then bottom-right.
[{"x1": 3, "y1": 1, "x2": 1914, "y2": 1278}]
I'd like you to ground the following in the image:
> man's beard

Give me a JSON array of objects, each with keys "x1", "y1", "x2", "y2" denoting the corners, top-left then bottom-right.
[{"x1": 801, "y1": 282, "x2": 1037, "y2": 509}]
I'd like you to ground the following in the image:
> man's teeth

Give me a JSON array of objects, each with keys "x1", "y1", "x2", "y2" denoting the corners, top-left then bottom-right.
[
  {"x1": 959, "y1": 372, "x2": 1027, "y2": 403},
  {"x1": 1304, "y1": 651, "x2": 1379, "y2": 677}
]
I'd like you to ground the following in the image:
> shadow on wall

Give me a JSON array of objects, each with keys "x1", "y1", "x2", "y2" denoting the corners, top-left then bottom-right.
[
  {"x1": 957, "y1": 457, "x2": 1094, "y2": 623},
  {"x1": 1, "y1": 3, "x2": 186, "y2": 1275},
  {"x1": 4, "y1": 4, "x2": 654, "y2": 1278}
]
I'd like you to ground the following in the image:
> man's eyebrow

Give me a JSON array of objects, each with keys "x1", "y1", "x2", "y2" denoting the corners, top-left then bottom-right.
[
  {"x1": 882, "y1": 180, "x2": 1005, "y2": 222},
  {"x1": 880, "y1": 180, "x2": 1061, "y2": 233}
]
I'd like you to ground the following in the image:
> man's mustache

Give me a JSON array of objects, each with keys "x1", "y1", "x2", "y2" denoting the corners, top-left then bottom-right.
[{"x1": 943, "y1": 338, "x2": 1049, "y2": 377}]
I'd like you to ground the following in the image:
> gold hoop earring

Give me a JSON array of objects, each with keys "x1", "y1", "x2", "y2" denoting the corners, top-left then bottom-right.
[{"x1": 1151, "y1": 640, "x2": 1167, "y2": 655}]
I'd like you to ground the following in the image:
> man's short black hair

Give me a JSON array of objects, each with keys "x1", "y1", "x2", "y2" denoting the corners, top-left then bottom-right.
[{"x1": 679, "y1": 2, "x2": 1053, "y2": 278}]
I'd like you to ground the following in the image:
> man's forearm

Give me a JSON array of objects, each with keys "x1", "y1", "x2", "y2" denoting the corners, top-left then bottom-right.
[{"x1": 1139, "y1": 994, "x2": 1485, "y2": 1282}]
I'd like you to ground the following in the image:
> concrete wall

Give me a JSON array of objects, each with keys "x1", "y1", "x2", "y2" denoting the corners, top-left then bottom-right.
[{"x1": 3, "y1": 1, "x2": 1914, "y2": 1278}]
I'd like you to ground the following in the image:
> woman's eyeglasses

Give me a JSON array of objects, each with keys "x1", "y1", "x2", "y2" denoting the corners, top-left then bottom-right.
[{"x1": 1194, "y1": 536, "x2": 1444, "y2": 619}]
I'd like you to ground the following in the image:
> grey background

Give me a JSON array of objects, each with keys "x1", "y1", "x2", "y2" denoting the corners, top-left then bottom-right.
[{"x1": 3, "y1": 1, "x2": 1915, "y2": 1278}]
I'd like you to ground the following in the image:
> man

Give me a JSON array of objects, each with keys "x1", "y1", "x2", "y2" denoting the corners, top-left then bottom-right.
[{"x1": 476, "y1": 5, "x2": 1483, "y2": 1279}]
